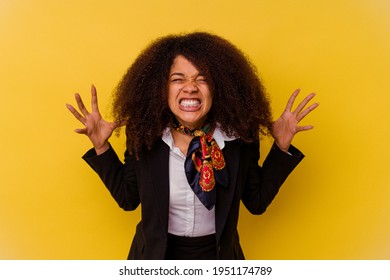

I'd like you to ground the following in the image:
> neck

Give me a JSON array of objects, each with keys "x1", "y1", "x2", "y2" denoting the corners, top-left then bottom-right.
[
  {"x1": 172, "y1": 118, "x2": 212, "y2": 136},
  {"x1": 171, "y1": 128, "x2": 193, "y2": 155}
]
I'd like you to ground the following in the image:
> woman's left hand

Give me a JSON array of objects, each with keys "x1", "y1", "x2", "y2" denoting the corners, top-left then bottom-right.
[{"x1": 272, "y1": 89, "x2": 319, "y2": 152}]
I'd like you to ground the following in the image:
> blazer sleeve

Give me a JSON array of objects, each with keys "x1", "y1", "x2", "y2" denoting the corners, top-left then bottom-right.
[
  {"x1": 82, "y1": 144, "x2": 140, "y2": 211},
  {"x1": 241, "y1": 141, "x2": 304, "y2": 215}
]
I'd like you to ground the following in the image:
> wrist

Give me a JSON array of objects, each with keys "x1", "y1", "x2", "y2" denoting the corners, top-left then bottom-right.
[
  {"x1": 274, "y1": 141, "x2": 290, "y2": 153},
  {"x1": 94, "y1": 142, "x2": 110, "y2": 155}
]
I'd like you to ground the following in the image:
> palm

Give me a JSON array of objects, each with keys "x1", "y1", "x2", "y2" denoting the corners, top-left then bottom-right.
[
  {"x1": 273, "y1": 111, "x2": 298, "y2": 149},
  {"x1": 83, "y1": 110, "x2": 116, "y2": 146},
  {"x1": 272, "y1": 89, "x2": 319, "y2": 152}
]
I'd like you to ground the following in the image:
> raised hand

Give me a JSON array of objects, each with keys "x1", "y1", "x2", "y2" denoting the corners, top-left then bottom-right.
[
  {"x1": 272, "y1": 89, "x2": 319, "y2": 152},
  {"x1": 66, "y1": 85, "x2": 124, "y2": 155}
]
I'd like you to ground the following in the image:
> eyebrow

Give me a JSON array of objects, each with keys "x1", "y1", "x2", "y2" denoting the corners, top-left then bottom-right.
[{"x1": 169, "y1": 73, "x2": 185, "y2": 77}]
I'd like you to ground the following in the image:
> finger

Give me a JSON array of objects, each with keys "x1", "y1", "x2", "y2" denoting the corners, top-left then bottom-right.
[
  {"x1": 297, "y1": 125, "x2": 315, "y2": 132},
  {"x1": 91, "y1": 84, "x2": 99, "y2": 113},
  {"x1": 66, "y1": 103, "x2": 86, "y2": 124},
  {"x1": 74, "y1": 128, "x2": 87, "y2": 134},
  {"x1": 297, "y1": 102, "x2": 319, "y2": 122},
  {"x1": 75, "y1": 93, "x2": 90, "y2": 116},
  {"x1": 285, "y1": 89, "x2": 300, "y2": 112},
  {"x1": 293, "y1": 92, "x2": 316, "y2": 115}
]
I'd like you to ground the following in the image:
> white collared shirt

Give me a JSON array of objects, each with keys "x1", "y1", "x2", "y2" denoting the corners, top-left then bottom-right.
[{"x1": 162, "y1": 126, "x2": 236, "y2": 237}]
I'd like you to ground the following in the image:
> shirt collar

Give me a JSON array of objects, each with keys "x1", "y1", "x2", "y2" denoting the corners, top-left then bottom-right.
[{"x1": 162, "y1": 124, "x2": 237, "y2": 151}]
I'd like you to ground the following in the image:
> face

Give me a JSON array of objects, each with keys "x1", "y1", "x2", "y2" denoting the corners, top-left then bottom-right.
[{"x1": 168, "y1": 55, "x2": 212, "y2": 130}]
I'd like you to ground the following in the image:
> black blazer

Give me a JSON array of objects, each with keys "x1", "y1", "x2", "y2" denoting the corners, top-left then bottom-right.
[{"x1": 83, "y1": 138, "x2": 304, "y2": 259}]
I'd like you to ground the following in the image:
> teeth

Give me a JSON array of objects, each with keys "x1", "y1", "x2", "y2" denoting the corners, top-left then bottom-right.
[{"x1": 180, "y1": 99, "x2": 200, "y2": 107}]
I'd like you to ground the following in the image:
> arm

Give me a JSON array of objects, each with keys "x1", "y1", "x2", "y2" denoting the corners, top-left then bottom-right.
[
  {"x1": 67, "y1": 85, "x2": 136, "y2": 210},
  {"x1": 82, "y1": 145, "x2": 140, "y2": 211},
  {"x1": 241, "y1": 141, "x2": 303, "y2": 214},
  {"x1": 242, "y1": 89, "x2": 318, "y2": 214}
]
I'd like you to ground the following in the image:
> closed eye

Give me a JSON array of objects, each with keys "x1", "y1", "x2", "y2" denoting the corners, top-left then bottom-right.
[{"x1": 170, "y1": 78, "x2": 184, "y2": 83}]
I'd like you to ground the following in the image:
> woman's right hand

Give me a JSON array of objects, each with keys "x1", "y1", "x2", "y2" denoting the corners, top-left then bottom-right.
[{"x1": 66, "y1": 84, "x2": 124, "y2": 155}]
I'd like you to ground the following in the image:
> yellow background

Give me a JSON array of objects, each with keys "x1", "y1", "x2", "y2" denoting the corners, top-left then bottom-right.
[{"x1": 1, "y1": 0, "x2": 389, "y2": 259}]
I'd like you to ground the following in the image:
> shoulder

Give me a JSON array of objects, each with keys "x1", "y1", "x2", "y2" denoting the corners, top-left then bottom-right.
[
  {"x1": 223, "y1": 139, "x2": 260, "y2": 164},
  {"x1": 224, "y1": 139, "x2": 259, "y2": 151}
]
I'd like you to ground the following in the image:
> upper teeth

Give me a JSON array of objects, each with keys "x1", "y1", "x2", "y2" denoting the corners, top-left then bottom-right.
[{"x1": 180, "y1": 99, "x2": 200, "y2": 107}]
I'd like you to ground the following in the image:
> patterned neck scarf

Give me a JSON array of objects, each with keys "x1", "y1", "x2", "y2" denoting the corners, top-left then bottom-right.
[{"x1": 172, "y1": 119, "x2": 228, "y2": 210}]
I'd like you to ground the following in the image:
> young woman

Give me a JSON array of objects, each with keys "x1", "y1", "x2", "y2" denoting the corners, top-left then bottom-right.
[{"x1": 66, "y1": 32, "x2": 318, "y2": 259}]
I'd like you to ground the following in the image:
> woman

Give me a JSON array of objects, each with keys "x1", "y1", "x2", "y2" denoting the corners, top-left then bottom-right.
[{"x1": 66, "y1": 32, "x2": 318, "y2": 259}]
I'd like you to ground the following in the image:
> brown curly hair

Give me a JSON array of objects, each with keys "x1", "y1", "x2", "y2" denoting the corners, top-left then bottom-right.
[{"x1": 112, "y1": 32, "x2": 273, "y2": 153}]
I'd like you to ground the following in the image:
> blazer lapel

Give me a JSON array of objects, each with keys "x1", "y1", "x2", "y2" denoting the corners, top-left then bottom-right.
[{"x1": 215, "y1": 139, "x2": 241, "y2": 243}]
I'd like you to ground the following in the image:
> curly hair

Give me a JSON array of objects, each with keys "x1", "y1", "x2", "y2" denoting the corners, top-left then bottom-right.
[{"x1": 112, "y1": 32, "x2": 273, "y2": 153}]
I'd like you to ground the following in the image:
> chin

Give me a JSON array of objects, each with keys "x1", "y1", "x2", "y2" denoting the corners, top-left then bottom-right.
[{"x1": 177, "y1": 114, "x2": 206, "y2": 129}]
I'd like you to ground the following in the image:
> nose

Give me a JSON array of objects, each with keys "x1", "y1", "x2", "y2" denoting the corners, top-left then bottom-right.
[{"x1": 182, "y1": 80, "x2": 198, "y2": 93}]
